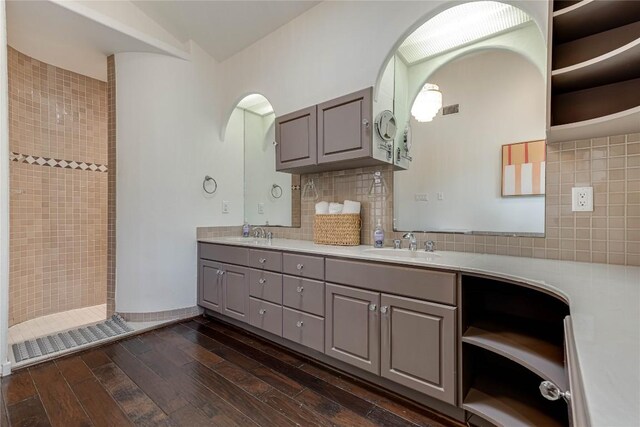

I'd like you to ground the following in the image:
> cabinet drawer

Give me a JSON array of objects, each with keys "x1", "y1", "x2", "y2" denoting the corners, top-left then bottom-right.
[
  {"x1": 249, "y1": 270, "x2": 283, "y2": 305},
  {"x1": 282, "y1": 276, "x2": 324, "y2": 316},
  {"x1": 325, "y1": 258, "x2": 456, "y2": 305},
  {"x1": 283, "y1": 308, "x2": 324, "y2": 353},
  {"x1": 249, "y1": 298, "x2": 282, "y2": 337},
  {"x1": 248, "y1": 249, "x2": 282, "y2": 272},
  {"x1": 283, "y1": 253, "x2": 324, "y2": 280},
  {"x1": 199, "y1": 243, "x2": 248, "y2": 265}
]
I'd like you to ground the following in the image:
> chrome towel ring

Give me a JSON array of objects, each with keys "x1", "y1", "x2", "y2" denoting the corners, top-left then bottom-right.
[
  {"x1": 203, "y1": 175, "x2": 218, "y2": 194},
  {"x1": 271, "y1": 184, "x2": 283, "y2": 199}
]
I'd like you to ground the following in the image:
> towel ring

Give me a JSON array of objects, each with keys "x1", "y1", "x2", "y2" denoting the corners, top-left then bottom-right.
[
  {"x1": 203, "y1": 176, "x2": 217, "y2": 194},
  {"x1": 271, "y1": 184, "x2": 283, "y2": 199}
]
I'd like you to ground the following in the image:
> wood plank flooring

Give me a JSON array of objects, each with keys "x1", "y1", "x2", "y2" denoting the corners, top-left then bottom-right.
[{"x1": 1, "y1": 316, "x2": 462, "y2": 427}]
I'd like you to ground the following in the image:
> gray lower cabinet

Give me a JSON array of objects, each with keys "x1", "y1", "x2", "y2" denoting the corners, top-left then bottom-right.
[
  {"x1": 221, "y1": 264, "x2": 250, "y2": 323},
  {"x1": 198, "y1": 260, "x2": 223, "y2": 313},
  {"x1": 282, "y1": 307, "x2": 324, "y2": 352},
  {"x1": 380, "y1": 294, "x2": 457, "y2": 405},
  {"x1": 325, "y1": 283, "x2": 380, "y2": 374},
  {"x1": 250, "y1": 297, "x2": 283, "y2": 336}
]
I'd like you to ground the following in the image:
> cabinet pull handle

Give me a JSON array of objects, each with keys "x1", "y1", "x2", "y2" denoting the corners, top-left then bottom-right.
[
  {"x1": 296, "y1": 286, "x2": 304, "y2": 293},
  {"x1": 369, "y1": 303, "x2": 377, "y2": 311},
  {"x1": 539, "y1": 381, "x2": 571, "y2": 402},
  {"x1": 259, "y1": 309, "x2": 266, "y2": 315},
  {"x1": 259, "y1": 278, "x2": 266, "y2": 284},
  {"x1": 296, "y1": 321, "x2": 304, "y2": 328},
  {"x1": 259, "y1": 258, "x2": 266, "y2": 264},
  {"x1": 380, "y1": 306, "x2": 388, "y2": 314},
  {"x1": 296, "y1": 263, "x2": 304, "y2": 270}
]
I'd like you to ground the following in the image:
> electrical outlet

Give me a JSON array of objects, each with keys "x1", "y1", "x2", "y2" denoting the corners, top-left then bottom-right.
[
  {"x1": 414, "y1": 193, "x2": 429, "y2": 202},
  {"x1": 222, "y1": 200, "x2": 230, "y2": 214},
  {"x1": 258, "y1": 203, "x2": 265, "y2": 214},
  {"x1": 572, "y1": 187, "x2": 593, "y2": 212},
  {"x1": 437, "y1": 192, "x2": 444, "y2": 201}
]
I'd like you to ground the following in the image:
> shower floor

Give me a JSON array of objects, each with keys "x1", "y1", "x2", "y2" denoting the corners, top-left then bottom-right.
[{"x1": 8, "y1": 304, "x2": 107, "y2": 346}]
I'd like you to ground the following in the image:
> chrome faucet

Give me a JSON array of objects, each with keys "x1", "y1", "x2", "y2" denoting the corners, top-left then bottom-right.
[
  {"x1": 425, "y1": 240, "x2": 436, "y2": 252},
  {"x1": 252, "y1": 227, "x2": 266, "y2": 239},
  {"x1": 402, "y1": 233, "x2": 417, "y2": 251}
]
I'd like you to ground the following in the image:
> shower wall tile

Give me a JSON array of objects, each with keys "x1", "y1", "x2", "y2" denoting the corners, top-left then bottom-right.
[
  {"x1": 199, "y1": 133, "x2": 640, "y2": 267},
  {"x1": 9, "y1": 47, "x2": 108, "y2": 326}
]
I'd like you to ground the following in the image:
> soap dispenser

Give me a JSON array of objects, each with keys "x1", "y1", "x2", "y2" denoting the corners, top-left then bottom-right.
[
  {"x1": 373, "y1": 219, "x2": 384, "y2": 248},
  {"x1": 242, "y1": 221, "x2": 250, "y2": 237}
]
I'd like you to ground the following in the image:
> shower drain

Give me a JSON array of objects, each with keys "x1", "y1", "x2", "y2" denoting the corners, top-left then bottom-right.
[{"x1": 12, "y1": 314, "x2": 134, "y2": 363}]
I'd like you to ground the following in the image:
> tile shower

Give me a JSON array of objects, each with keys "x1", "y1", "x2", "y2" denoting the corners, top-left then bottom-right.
[{"x1": 8, "y1": 47, "x2": 108, "y2": 328}]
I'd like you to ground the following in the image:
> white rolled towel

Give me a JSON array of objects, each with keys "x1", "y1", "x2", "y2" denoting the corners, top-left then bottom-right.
[
  {"x1": 342, "y1": 200, "x2": 361, "y2": 214},
  {"x1": 315, "y1": 201, "x2": 329, "y2": 214},
  {"x1": 328, "y1": 202, "x2": 343, "y2": 214}
]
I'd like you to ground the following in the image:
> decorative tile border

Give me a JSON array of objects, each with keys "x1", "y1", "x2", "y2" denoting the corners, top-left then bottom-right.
[{"x1": 10, "y1": 152, "x2": 108, "y2": 172}]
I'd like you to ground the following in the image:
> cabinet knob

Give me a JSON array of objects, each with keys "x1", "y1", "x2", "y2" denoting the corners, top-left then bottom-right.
[
  {"x1": 259, "y1": 258, "x2": 266, "y2": 264},
  {"x1": 259, "y1": 278, "x2": 266, "y2": 284},
  {"x1": 539, "y1": 381, "x2": 571, "y2": 402},
  {"x1": 362, "y1": 119, "x2": 370, "y2": 128},
  {"x1": 296, "y1": 286, "x2": 304, "y2": 293},
  {"x1": 219, "y1": 270, "x2": 225, "y2": 276},
  {"x1": 369, "y1": 303, "x2": 377, "y2": 311},
  {"x1": 273, "y1": 141, "x2": 278, "y2": 146},
  {"x1": 259, "y1": 309, "x2": 266, "y2": 315},
  {"x1": 296, "y1": 321, "x2": 304, "y2": 328},
  {"x1": 380, "y1": 306, "x2": 388, "y2": 314},
  {"x1": 296, "y1": 263, "x2": 304, "y2": 270}
]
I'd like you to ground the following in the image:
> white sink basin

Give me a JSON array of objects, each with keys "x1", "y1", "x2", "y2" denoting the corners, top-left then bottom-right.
[{"x1": 363, "y1": 248, "x2": 441, "y2": 259}]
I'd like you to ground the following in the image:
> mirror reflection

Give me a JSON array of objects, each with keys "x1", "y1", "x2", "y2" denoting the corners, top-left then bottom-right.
[
  {"x1": 390, "y1": 2, "x2": 547, "y2": 235},
  {"x1": 227, "y1": 94, "x2": 300, "y2": 227}
]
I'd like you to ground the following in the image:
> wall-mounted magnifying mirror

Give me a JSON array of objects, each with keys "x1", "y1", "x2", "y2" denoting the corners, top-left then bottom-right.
[
  {"x1": 225, "y1": 94, "x2": 301, "y2": 227},
  {"x1": 387, "y1": 1, "x2": 547, "y2": 236},
  {"x1": 375, "y1": 110, "x2": 397, "y2": 142}
]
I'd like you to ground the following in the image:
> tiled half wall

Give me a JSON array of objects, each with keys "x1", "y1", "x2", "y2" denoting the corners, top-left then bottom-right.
[
  {"x1": 8, "y1": 47, "x2": 109, "y2": 325},
  {"x1": 199, "y1": 132, "x2": 640, "y2": 266}
]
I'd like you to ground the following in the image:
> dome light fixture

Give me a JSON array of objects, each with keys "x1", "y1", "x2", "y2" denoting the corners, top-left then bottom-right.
[{"x1": 411, "y1": 83, "x2": 442, "y2": 122}]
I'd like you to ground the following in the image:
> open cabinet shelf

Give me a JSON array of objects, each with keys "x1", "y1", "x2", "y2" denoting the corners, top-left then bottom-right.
[
  {"x1": 549, "y1": 0, "x2": 640, "y2": 138},
  {"x1": 462, "y1": 320, "x2": 567, "y2": 391},
  {"x1": 463, "y1": 347, "x2": 569, "y2": 427}
]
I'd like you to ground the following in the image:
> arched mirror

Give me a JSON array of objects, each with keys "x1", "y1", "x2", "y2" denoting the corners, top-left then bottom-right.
[
  {"x1": 388, "y1": 1, "x2": 547, "y2": 236},
  {"x1": 225, "y1": 94, "x2": 300, "y2": 227}
]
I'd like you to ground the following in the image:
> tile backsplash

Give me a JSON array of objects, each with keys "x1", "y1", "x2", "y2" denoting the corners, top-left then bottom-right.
[
  {"x1": 8, "y1": 47, "x2": 108, "y2": 325},
  {"x1": 199, "y1": 132, "x2": 639, "y2": 267}
]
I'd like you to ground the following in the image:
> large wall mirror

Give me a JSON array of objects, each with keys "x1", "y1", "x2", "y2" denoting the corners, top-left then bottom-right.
[
  {"x1": 388, "y1": 2, "x2": 547, "y2": 236},
  {"x1": 226, "y1": 94, "x2": 301, "y2": 227}
]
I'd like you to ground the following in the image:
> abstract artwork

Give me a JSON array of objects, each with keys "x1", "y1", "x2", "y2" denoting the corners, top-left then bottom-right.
[{"x1": 502, "y1": 140, "x2": 546, "y2": 196}]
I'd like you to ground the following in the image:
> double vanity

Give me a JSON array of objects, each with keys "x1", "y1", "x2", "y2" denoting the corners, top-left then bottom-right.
[{"x1": 197, "y1": 237, "x2": 640, "y2": 427}]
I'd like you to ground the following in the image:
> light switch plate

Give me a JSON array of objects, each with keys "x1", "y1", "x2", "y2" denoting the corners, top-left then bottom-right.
[
  {"x1": 437, "y1": 192, "x2": 444, "y2": 201},
  {"x1": 258, "y1": 203, "x2": 265, "y2": 214},
  {"x1": 572, "y1": 187, "x2": 593, "y2": 212},
  {"x1": 414, "y1": 193, "x2": 428, "y2": 202},
  {"x1": 222, "y1": 200, "x2": 230, "y2": 214}
]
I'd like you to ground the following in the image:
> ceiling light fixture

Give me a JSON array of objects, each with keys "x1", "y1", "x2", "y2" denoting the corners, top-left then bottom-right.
[{"x1": 411, "y1": 84, "x2": 442, "y2": 122}]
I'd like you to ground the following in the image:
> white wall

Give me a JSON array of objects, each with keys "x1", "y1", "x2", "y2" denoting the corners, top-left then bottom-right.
[
  {"x1": 115, "y1": 42, "x2": 243, "y2": 313},
  {"x1": 218, "y1": 1, "x2": 548, "y2": 125},
  {"x1": 394, "y1": 50, "x2": 546, "y2": 233}
]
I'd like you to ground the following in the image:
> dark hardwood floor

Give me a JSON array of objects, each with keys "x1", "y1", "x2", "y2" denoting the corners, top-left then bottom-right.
[{"x1": 1, "y1": 317, "x2": 462, "y2": 427}]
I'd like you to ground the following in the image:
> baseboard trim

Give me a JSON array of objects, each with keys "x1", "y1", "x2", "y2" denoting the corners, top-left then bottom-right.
[{"x1": 117, "y1": 305, "x2": 202, "y2": 323}]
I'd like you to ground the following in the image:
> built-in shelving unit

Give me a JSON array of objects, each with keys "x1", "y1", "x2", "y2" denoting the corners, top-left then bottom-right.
[
  {"x1": 461, "y1": 276, "x2": 570, "y2": 427},
  {"x1": 548, "y1": 0, "x2": 640, "y2": 142}
]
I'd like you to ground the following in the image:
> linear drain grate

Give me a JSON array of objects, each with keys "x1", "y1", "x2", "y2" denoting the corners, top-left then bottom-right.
[{"x1": 12, "y1": 314, "x2": 134, "y2": 363}]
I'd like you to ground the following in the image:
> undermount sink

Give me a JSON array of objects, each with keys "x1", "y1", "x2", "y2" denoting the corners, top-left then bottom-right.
[{"x1": 363, "y1": 248, "x2": 441, "y2": 259}]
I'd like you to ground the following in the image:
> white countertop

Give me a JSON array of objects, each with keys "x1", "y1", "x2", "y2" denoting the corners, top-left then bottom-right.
[{"x1": 198, "y1": 237, "x2": 640, "y2": 426}]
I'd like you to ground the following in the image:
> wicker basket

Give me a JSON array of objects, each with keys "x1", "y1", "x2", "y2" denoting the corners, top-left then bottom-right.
[{"x1": 313, "y1": 214, "x2": 361, "y2": 246}]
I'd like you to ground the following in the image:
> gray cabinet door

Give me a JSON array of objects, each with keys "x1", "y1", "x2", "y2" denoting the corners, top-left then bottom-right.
[
  {"x1": 380, "y1": 294, "x2": 456, "y2": 405},
  {"x1": 317, "y1": 88, "x2": 372, "y2": 164},
  {"x1": 198, "y1": 260, "x2": 222, "y2": 313},
  {"x1": 275, "y1": 106, "x2": 317, "y2": 171},
  {"x1": 222, "y1": 264, "x2": 250, "y2": 323},
  {"x1": 325, "y1": 283, "x2": 380, "y2": 374}
]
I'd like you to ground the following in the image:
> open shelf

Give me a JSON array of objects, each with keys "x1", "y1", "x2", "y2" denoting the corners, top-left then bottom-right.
[
  {"x1": 463, "y1": 320, "x2": 567, "y2": 392},
  {"x1": 552, "y1": 37, "x2": 640, "y2": 92},
  {"x1": 553, "y1": 21, "x2": 640, "y2": 69},
  {"x1": 548, "y1": 106, "x2": 640, "y2": 143},
  {"x1": 553, "y1": 1, "x2": 640, "y2": 44},
  {"x1": 551, "y1": 77, "x2": 640, "y2": 126},
  {"x1": 463, "y1": 346, "x2": 569, "y2": 427},
  {"x1": 553, "y1": 1, "x2": 582, "y2": 13}
]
